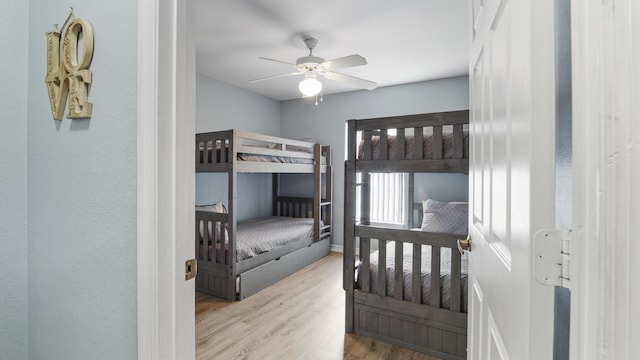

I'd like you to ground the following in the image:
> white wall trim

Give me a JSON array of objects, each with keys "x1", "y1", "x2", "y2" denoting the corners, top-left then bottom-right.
[
  {"x1": 137, "y1": 0, "x2": 159, "y2": 358},
  {"x1": 137, "y1": 0, "x2": 195, "y2": 359},
  {"x1": 330, "y1": 244, "x2": 344, "y2": 253},
  {"x1": 571, "y1": 0, "x2": 639, "y2": 359}
]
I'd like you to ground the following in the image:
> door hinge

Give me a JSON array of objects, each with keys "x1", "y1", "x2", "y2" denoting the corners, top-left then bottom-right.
[
  {"x1": 533, "y1": 229, "x2": 571, "y2": 289},
  {"x1": 185, "y1": 258, "x2": 197, "y2": 281}
]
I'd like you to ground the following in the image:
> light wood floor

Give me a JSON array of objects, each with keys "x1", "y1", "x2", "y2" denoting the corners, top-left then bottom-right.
[{"x1": 195, "y1": 252, "x2": 442, "y2": 360}]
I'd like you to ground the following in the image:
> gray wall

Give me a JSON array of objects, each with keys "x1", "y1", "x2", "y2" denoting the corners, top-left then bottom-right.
[
  {"x1": 280, "y1": 76, "x2": 470, "y2": 247},
  {"x1": 26, "y1": 2, "x2": 138, "y2": 359},
  {"x1": 196, "y1": 75, "x2": 281, "y2": 135},
  {"x1": 0, "y1": 1, "x2": 29, "y2": 359},
  {"x1": 196, "y1": 75, "x2": 281, "y2": 221}
]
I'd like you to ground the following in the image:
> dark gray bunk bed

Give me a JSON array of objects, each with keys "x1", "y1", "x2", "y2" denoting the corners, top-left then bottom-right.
[
  {"x1": 195, "y1": 129, "x2": 332, "y2": 301},
  {"x1": 344, "y1": 110, "x2": 469, "y2": 360}
]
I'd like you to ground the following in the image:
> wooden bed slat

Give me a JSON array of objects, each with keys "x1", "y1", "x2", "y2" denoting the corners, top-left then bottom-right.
[
  {"x1": 394, "y1": 241, "x2": 404, "y2": 300},
  {"x1": 196, "y1": 218, "x2": 203, "y2": 260},
  {"x1": 272, "y1": 174, "x2": 279, "y2": 215},
  {"x1": 430, "y1": 246, "x2": 441, "y2": 308},
  {"x1": 408, "y1": 174, "x2": 415, "y2": 228},
  {"x1": 414, "y1": 127, "x2": 424, "y2": 160},
  {"x1": 361, "y1": 238, "x2": 371, "y2": 293},
  {"x1": 380, "y1": 129, "x2": 388, "y2": 160},
  {"x1": 433, "y1": 126, "x2": 443, "y2": 159},
  {"x1": 196, "y1": 141, "x2": 203, "y2": 165},
  {"x1": 450, "y1": 249, "x2": 462, "y2": 312},
  {"x1": 360, "y1": 173, "x2": 371, "y2": 225},
  {"x1": 220, "y1": 140, "x2": 228, "y2": 164},
  {"x1": 378, "y1": 240, "x2": 387, "y2": 296},
  {"x1": 453, "y1": 124, "x2": 464, "y2": 159},
  {"x1": 396, "y1": 128, "x2": 406, "y2": 160},
  {"x1": 207, "y1": 219, "x2": 215, "y2": 265},
  {"x1": 363, "y1": 130, "x2": 372, "y2": 160},
  {"x1": 412, "y1": 244, "x2": 422, "y2": 304}
]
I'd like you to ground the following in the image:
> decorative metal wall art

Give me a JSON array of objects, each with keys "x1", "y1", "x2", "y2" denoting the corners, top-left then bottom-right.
[{"x1": 45, "y1": 8, "x2": 94, "y2": 120}]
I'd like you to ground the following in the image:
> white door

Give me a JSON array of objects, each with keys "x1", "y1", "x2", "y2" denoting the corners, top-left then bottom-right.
[{"x1": 468, "y1": 0, "x2": 557, "y2": 359}]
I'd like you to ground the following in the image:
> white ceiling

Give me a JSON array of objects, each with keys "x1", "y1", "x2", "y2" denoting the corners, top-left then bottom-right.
[{"x1": 195, "y1": 0, "x2": 470, "y2": 101}]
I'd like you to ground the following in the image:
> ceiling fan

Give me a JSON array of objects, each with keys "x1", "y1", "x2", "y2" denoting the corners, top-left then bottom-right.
[{"x1": 248, "y1": 37, "x2": 377, "y2": 97}]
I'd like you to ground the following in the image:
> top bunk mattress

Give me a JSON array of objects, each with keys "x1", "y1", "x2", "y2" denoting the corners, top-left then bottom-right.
[{"x1": 357, "y1": 125, "x2": 469, "y2": 161}]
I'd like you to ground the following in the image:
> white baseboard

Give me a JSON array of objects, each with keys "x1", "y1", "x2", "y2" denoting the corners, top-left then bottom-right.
[{"x1": 330, "y1": 244, "x2": 344, "y2": 253}]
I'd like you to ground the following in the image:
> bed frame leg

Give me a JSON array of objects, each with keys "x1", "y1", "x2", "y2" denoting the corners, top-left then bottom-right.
[{"x1": 345, "y1": 291, "x2": 354, "y2": 333}]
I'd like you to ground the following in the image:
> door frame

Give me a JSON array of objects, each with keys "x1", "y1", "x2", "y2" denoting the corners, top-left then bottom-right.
[
  {"x1": 137, "y1": 0, "x2": 196, "y2": 359},
  {"x1": 134, "y1": 0, "x2": 639, "y2": 358},
  {"x1": 571, "y1": 0, "x2": 639, "y2": 359}
]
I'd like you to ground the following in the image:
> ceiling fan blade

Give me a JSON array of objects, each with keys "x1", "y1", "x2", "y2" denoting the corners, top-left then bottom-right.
[
  {"x1": 321, "y1": 54, "x2": 367, "y2": 70},
  {"x1": 323, "y1": 71, "x2": 377, "y2": 90},
  {"x1": 258, "y1": 57, "x2": 298, "y2": 68},
  {"x1": 248, "y1": 71, "x2": 302, "y2": 83}
]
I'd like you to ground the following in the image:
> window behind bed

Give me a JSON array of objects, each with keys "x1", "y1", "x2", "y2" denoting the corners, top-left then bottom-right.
[{"x1": 356, "y1": 172, "x2": 409, "y2": 227}]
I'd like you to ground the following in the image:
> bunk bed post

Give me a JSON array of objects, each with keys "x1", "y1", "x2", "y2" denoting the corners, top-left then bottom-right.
[
  {"x1": 312, "y1": 144, "x2": 321, "y2": 241},
  {"x1": 322, "y1": 146, "x2": 332, "y2": 239},
  {"x1": 272, "y1": 173, "x2": 279, "y2": 216},
  {"x1": 344, "y1": 120, "x2": 357, "y2": 333},
  {"x1": 228, "y1": 131, "x2": 238, "y2": 300},
  {"x1": 408, "y1": 172, "x2": 415, "y2": 228}
]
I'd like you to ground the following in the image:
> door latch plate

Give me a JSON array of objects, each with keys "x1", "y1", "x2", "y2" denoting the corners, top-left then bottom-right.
[{"x1": 185, "y1": 259, "x2": 197, "y2": 281}]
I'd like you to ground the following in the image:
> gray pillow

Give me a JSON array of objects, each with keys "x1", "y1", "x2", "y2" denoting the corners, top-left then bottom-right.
[{"x1": 421, "y1": 199, "x2": 468, "y2": 235}]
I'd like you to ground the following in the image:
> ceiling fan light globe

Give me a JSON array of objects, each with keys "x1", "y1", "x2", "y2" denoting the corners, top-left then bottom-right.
[{"x1": 299, "y1": 77, "x2": 322, "y2": 97}]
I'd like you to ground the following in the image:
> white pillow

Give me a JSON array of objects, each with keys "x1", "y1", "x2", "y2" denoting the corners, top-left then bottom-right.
[
  {"x1": 421, "y1": 199, "x2": 468, "y2": 235},
  {"x1": 196, "y1": 203, "x2": 227, "y2": 213}
]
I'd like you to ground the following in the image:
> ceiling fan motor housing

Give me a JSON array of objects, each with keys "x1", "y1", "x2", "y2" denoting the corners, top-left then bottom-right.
[{"x1": 296, "y1": 56, "x2": 325, "y2": 69}]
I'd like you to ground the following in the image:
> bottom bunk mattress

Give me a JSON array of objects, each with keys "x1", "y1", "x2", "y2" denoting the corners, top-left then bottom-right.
[
  {"x1": 197, "y1": 211, "x2": 317, "y2": 262},
  {"x1": 360, "y1": 242, "x2": 468, "y2": 312}
]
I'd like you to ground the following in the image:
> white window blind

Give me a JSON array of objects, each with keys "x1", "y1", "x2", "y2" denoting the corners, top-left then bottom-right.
[{"x1": 356, "y1": 172, "x2": 409, "y2": 226}]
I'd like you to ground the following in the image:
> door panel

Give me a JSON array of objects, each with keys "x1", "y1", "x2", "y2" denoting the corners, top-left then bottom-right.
[
  {"x1": 471, "y1": 50, "x2": 485, "y2": 230},
  {"x1": 469, "y1": 279, "x2": 485, "y2": 360},
  {"x1": 488, "y1": 311, "x2": 509, "y2": 360},
  {"x1": 488, "y1": 5, "x2": 511, "y2": 262},
  {"x1": 468, "y1": 0, "x2": 556, "y2": 359}
]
